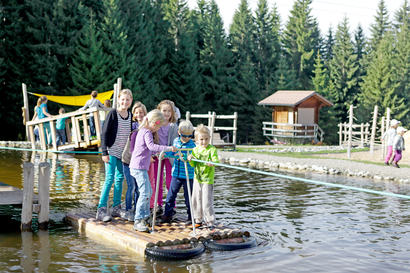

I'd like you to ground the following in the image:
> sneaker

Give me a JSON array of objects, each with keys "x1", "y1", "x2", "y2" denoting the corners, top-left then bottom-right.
[
  {"x1": 185, "y1": 218, "x2": 192, "y2": 225},
  {"x1": 384, "y1": 162, "x2": 389, "y2": 166},
  {"x1": 119, "y1": 209, "x2": 127, "y2": 219},
  {"x1": 188, "y1": 222, "x2": 202, "y2": 228},
  {"x1": 156, "y1": 206, "x2": 164, "y2": 217},
  {"x1": 133, "y1": 219, "x2": 149, "y2": 232},
  {"x1": 96, "y1": 207, "x2": 111, "y2": 222},
  {"x1": 159, "y1": 215, "x2": 173, "y2": 224},
  {"x1": 392, "y1": 161, "x2": 400, "y2": 168},
  {"x1": 206, "y1": 225, "x2": 216, "y2": 234},
  {"x1": 172, "y1": 207, "x2": 177, "y2": 216},
  {"x1": 123, "y1": 210, "x2": 135, "y2": 222},
  {"x1": 111, "y1": 204, "x2": 122, "y2": 217}
]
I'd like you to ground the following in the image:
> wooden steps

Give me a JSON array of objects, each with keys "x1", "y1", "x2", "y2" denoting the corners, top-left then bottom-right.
[
  {"x1": 65, "y1": 211, "x2": 249, "y2": 256},
  {"x1": 0, "y1": 181, "x2": 39, "y2": 205}
]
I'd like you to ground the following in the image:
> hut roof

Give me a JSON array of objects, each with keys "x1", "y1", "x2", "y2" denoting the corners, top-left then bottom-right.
[{"x1": 258, "y1": 91, "x2": 334, "y2": 107}]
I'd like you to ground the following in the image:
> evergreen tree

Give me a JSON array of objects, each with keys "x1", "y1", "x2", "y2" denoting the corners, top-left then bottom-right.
[
  {"x1": 329, "y1": 16, "x2": 358, "y2": 122},
  {"x1": 69, "y1": 10, "x2": 113, "y2": 94},
  {"x1": 359, "y1": 31, "x2": 408, "y2": 121},
  {"x1": 312, "y1": 52, "x2": 340, "y2": 144},
  {"x1": 273, "y1": 55, "x2": 300, "y2": 90},
  {"x1": 282, "y1": 0, "x2": 321, "y2": 89},
  {"x1": 196, "y1": 0, "x2": 234, "y2": 115},
  {"x1": 392, "y1": 1, "x2": 410, "y2": 124},
  {"x1": 368, "y1": 0, "x2": 390, "y2": 51},
  {"x1": 353, "y1": 23, "x2": 366, "y2": 110},
  {"x1": 323, "y1": 25, "x2": 335, "y2": 64}
]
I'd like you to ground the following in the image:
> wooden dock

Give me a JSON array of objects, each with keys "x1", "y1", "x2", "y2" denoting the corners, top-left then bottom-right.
[
  {"x1": 0, "y1": 181, "x2": 39, "y2": 205},
  {"x1": 65, "y1": 212, "x2": 250, "y2": 256}
]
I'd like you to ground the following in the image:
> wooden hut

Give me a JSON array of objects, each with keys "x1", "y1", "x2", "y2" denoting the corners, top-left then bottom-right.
[{"x1": 258, "y1": 91, "x2": 334, "y2": 143}]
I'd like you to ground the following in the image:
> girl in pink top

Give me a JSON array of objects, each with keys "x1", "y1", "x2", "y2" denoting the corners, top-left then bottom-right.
[{"x1": 151, "y1": 100, "x2": 179, "y2": 215}]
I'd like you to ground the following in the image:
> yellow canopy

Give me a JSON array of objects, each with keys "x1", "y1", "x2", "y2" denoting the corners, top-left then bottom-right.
[{"x1": 30, "y1": 91, "x2": 114, "y2": 106}]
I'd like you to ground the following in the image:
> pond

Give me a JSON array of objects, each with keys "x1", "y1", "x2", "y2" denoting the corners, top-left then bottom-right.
[{"x1": 0, "y1": 149, "x2": 410, "y2": 272}]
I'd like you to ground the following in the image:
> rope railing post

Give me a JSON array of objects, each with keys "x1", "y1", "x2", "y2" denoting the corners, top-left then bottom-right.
[{"x1": 178, "y1": 150, "x2": 196, "y2": 236}]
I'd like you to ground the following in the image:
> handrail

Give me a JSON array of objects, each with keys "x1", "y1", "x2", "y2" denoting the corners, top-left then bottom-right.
[{"x1": 262, "y1": 122, "x2": 324, "y2": 142}]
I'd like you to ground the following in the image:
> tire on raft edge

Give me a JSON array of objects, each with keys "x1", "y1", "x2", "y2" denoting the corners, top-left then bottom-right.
[
  {"x1": 203, "y1": 236, "x2": 257, "y2": 251},
  {"x1": 145, "y1": 241, "x2": 205, "y2": 260}
]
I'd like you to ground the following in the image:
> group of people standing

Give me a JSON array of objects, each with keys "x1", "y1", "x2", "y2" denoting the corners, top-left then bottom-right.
[
  {"x1": 382, "y1": 119, "x2": 407, "y2": 168},
  {"x1": 95, "y1": 89, "x2": 219, "y2": 234}
]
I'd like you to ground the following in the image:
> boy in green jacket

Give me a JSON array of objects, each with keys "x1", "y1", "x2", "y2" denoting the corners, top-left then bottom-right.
[{"x1": 188, "y1": 124, "x2": 219, "y2": 233}]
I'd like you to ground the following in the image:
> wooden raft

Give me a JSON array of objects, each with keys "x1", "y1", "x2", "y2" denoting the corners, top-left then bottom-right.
[
  {"x1": 65, "y1": 212, "x2": 249, "y2": 255},
  {"x1": 0, "y1": 181, "x2": 39, "y2": 205}
]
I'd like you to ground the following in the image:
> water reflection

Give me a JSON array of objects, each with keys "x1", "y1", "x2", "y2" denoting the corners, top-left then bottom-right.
[{"x1": 1, "y1": 149, "x2": 410, "y2": 272}]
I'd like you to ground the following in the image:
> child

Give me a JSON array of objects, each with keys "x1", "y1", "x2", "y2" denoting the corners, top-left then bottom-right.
[
  {"x1": 56, "y1": 108, "x2": 68, "y2": 146},
  {"x1": 129, "y1": 109, "x2": 177, "y2": 232},
  {"x1": 382, "y1": 119, "x2": 401, "y2": 165},
  {"x1": 36, "y1": 96, "x2": 53, "y2": 147},
  {"x1": 188, "y1": 124, "x2": 219, "y2": 233},
  {"x1": 160, "y1": 120, "x2": 196, "y2": 225},
  {"x1": 120, "y1": 102, "x2": 148, "y2": 221},
  {"x1": 151, "y1": 100, "x2": 179, "y2": 215},
  {"x1": 78, "y1": 90, "x2": 110, "y2": 137},
  {"x1": 96, "y1": 89, "x2": 133, "y2": 222},
  {"x1": 100, "y1": 99, "x2": 112, "y2": 129},
  {"x1": 31, "y1": 97, "x2": 43, "y2": 142},
  {"x1": 392, "y1": 127, "x2": 407, "y2": 168}
]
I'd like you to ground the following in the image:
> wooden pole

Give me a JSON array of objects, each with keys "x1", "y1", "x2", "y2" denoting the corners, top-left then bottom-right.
[
  {"x1": 386, "y1": 107, "x2": 391, "y2": 129},
  {"x1": 347, "y1": 105, "x2": 353, "y2": 158},
  {"x1": 381, "y1": 116, "x2": 385, "y2": 159},
  {"x1": 365, "y1": 123, "x2": 369, "y2": 144},
  {"x1": 210, "y1": 112, "x2": 216, "y2": 145},
  {"x1": 113, "y1": 84, "x2": 118, "y2": 109},
  {"x1": 49, "y1": 121, "x2": 57, "y2": 151},
  {"x1": 22, "y1": 83, "x2": 30, "y2": 141},
  {"x1": 186, "y1": 111, "x2": 191, "y2": 122},
  {"x1": 38, "y1": 123, "x2": 47, "y2": 150},
  {"x1": 94, "y1": 110, "x2": 102, "y2": 143},
  {"x1": 339, "y1": 123, "x2": 342, "y2": 146},
  {"x1": 370, "y1": 106, "x2": 378, "y2": 155},
  {"x1": 21, "y1": 162, "x2": 35, "y2": 230},
  {"x1": 360, "y1": 123, "x2": 364, "y2": 147},
  {"x1": 82, "y1": 114, "x2": 91, "y2": 146},
  {"x1": 38, "y1": 162, "x2": 50, "y2": 229},
  {"x1": 233, "y1": 112, "x2": 238, "y2": 151}
]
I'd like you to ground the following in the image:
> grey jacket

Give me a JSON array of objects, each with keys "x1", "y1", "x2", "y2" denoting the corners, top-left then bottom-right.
[
  {"x1": 382, "y1": 128, "x2": 397, "y2": 146},
  {"x1": 393, "y1": 135, "x2": 405, "y2": 151},
  {"x1": 167, "y1": 123, "x2": 179, "y2": 165}
]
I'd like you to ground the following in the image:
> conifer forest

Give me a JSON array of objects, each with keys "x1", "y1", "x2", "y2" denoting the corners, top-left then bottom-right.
[{"x1": 1, "y1": 0, "x2": 410, "y2": 144}]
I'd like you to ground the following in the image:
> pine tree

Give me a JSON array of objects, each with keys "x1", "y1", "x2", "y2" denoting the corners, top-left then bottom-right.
[
  {"x1": 196, "y1": 0, "x2": 234, "y2": 115},
  {"x1": 353, "y1": 24, "x2": 366, "y2": 111},
  {"x1": 393, "y1": 0, "x2": 410, "y2": 29},
  {"x1": 368, "y1": 0, "x2": 390, "y2": 51},
  {"x1": 323, "y1": 25, "x2": 335, "y2": 64},
  {"x1": 282, "y1": 0, "x2": 321, "y2": 89},
  {"x1": 273, "y1": 55, "x2": 300, "y2": 90},
  {"x1": 359, "y1": 31, "x2": 408, "y2": 121},
  {"x1": 312, "y1": 52, "x2": 340, "y2": 144},
  {"x1": 69, "y1": 10, "x2": 113, "y2": 94},
  {"x1": 329, "y1": 16, "x2": 358, "y2": 122}
]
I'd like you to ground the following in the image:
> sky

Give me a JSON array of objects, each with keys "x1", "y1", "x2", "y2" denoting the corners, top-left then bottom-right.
[{"x1": 186, "y1": 0, "x2": 404, "y2": 37}]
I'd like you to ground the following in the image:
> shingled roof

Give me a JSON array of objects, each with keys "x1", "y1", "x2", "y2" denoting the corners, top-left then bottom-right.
[{"x1": 258, "y1": 91, "x2": 334, "y2": 107}]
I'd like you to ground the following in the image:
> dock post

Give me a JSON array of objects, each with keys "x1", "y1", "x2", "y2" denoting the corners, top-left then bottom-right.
[
  {"x1": 38, "y1": 162, "x2": 50, "y2": 229},
  {"x1": 381, "y1": 116, "x2": 385, "y2": 159},
  {"x1": 21, "y1": 162, "x2": 35, "y2": 230},
  {"x1": 370, "y1": 106, "x2": 378, "y2": 155}
]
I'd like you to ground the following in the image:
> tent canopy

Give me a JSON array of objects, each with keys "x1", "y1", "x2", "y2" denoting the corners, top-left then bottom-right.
[{"x1": 30, "y1": 91, "x2": 114, "y2": 106}]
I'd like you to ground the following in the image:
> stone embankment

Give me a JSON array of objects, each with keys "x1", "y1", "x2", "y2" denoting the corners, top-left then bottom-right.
[{"x1": 218, "y1": 146, "x2": 410, "y2": 183}]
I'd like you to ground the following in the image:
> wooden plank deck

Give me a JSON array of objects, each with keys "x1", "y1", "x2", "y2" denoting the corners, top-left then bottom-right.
[
  {"x1": 0, "y1": 181, "x2": 39, "y2": 205},
  {"x1": 65, "y1": 211, "x2": 249, "y2": 256}
]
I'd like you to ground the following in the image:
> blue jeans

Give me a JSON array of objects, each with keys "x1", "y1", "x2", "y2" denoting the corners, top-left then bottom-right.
[
  {"x1": 56, "y1": 129, "x2": 66, "y2": 146},
  {"x1": 164, "y1": 177, "x2": 194, "y2": 218},
  {"x1": 89, "y1": 116, "x2": 96, "y2": 136},
  {"x1": 41, "y1": 122, "x2": 51, "y2": 144},
  {"x1": 131, "y1": 168, "x2": 152, "y2": 221},
  {"x1": 34, "y1": 128, "x2": 39, "y2": 141},
  {"x1": 98, "y1": 155, "x2": 124, "y2": 209},
  {"x1": 123, "y1": 164, "x2": 138, "y2": 211}
]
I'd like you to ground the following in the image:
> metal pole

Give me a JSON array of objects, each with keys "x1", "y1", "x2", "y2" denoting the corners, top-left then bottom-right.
[
  {"x1": 151, "y1": 149, "x2": 169, "y2": 233},
  {"x1": 183, "y1": 157, "x2": 196, "y2": 236}
]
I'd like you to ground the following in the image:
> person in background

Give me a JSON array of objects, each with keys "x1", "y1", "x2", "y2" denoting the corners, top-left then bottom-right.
[
  {"x1": 188, "y1": 124, "x2": 220, "y2": 233},
  {"x1": 160, "y1": 120, "x2": 196, "y2": 225},
  {"x1": 391, "y1": 127, "x2": 408, "y2": 168},
  {"x1": 56, "y1": 108, "x2": 69, "y2": 146},
  {"x1": 381, "y1": 119, "x2": 400, "y2": 165},
  {"x1": 100, "y1": 99, "x2": 112, "y2": 129},
  {"x1": 96, "y1": 89, "x2": 133, "y2": 222},
  {"x1": 78, "y1": 90, "x2": 110, "y2": 138},
  {"x1": 36, "y1": 96, "x2": 53, "y2": 147},
  {"x1": 31, "y1": 97, "x2": 43, "y2": 142}
]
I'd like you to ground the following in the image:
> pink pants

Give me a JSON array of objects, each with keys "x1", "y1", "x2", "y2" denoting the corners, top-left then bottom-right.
[
  {"x1": 150, "y1": 158, "x2": 172, "y2": 208},
  {"x1": 393, "y1": 150, "x2": 402, "y2": 162},
  {"x1": 385, "y1": 146, "x2": 393, "y2": 163}
]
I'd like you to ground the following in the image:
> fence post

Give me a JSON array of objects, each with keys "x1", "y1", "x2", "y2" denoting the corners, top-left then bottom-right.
[
  {"x1": 233, "y1": 112, "x2": 238, "y2": 151},
  {"x1": 21, "y1": 162, "x2": 35, "y2": 230},
  {"x1": 365, "y1": 123, "x2": 369, "y2": 144},
  {"x1": 381, "y1": 116, "x2": 385, "y2": 159},
  {"x1": 347, "y1": 105, "x2": 353, "y2": 158},
  {"x1": 339, "y1": 123, "x2": 342, "y2": 146},
  {"x1": 38, "y1": 162, "x2": 50, "y2": 229},
  {"x1": 360, "y1": 123, "x2": 364, "y2": 147},
  {"x1": 370, "y1": 106, "x2": 378, "y2": 155},
  {"x1": 210, "y1": 112, "x2": 216, "y2": 145},
  {"x1": 186, "y1": 111, "x2": 191, "y2": 122}
]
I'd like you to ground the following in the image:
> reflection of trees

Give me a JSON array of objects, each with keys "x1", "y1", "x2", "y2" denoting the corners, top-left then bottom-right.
[{"x1": 280, "y1": 179, "x2": 311, "y2": 221}]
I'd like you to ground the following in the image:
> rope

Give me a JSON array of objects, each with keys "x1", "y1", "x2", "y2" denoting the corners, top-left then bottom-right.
[
  {"x1": 191, "y1": 158, "x2": 410, "y2": 200},
  {"x1": 0, "y1": 146, "x2": 101, "y2": 154}
]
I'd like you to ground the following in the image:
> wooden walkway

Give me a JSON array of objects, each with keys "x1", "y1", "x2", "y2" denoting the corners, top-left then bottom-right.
[
  {"x1": 65, "y1": 212, "x2": 249, "y2": 256},
  {"x1": 0, "y1": 181, "x2": 39, "y2": 205}
]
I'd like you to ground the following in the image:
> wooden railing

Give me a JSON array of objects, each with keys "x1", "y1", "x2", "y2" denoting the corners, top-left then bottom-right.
[
  {"x1": 262, "y1": 122, "x2": 325, "y2": 142},
  {"x1": 26, "y1": 106, "x2": 112, "y2": 151}
]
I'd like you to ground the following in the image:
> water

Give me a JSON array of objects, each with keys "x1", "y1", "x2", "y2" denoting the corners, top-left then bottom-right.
[{"x1": 1, "y1": 149, "x2": 410, "y2": 272}]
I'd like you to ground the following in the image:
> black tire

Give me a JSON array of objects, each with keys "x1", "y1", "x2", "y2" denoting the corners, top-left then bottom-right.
[
  {"x1": 203, "y1": 236, "x2": 257, "y2": 251},
  {"x1": 145, "y1": 241, "x2": 205, "y2": 260}
]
